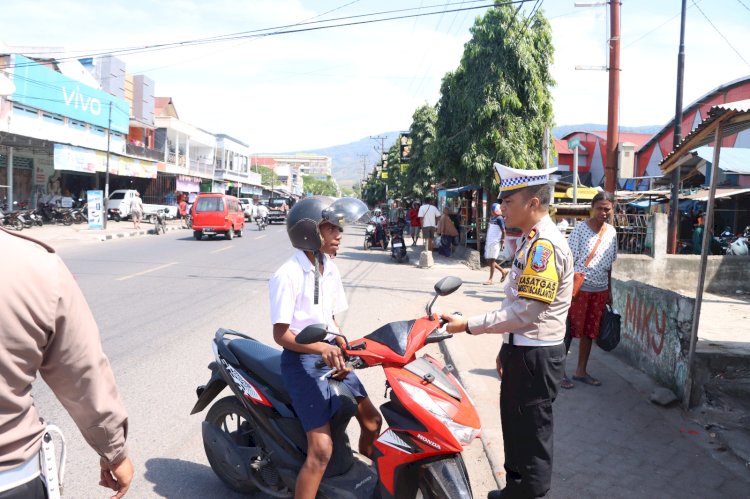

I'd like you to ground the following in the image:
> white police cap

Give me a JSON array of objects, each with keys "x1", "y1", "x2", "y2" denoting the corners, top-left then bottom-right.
[{"x1": 494, "y1": 163, "x2": 557, "y2": 199}]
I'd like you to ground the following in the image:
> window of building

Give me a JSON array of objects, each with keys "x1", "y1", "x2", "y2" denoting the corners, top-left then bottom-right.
[{"x1": 13, "y1": 104, "x2": 39, "y2": 117}]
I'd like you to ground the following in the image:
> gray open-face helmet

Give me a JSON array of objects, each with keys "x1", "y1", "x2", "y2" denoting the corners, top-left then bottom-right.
[{"x1": 286, "y1": 197, "x2": 369, "y2": 251}]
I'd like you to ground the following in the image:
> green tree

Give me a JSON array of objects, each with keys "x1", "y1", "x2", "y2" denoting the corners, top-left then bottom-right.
[
  {"x1": 258, "y1": 166, "x2": 278, "y2": 188},
  {"x1": 302, "y1": 175, "x2": 338, "y2": 197},
  {"x1": 435, "y1": 3, "x2": 555, "y2": 188},
  {"x1": 403, "y1": 103, "x2": 439, "y2": 197}
]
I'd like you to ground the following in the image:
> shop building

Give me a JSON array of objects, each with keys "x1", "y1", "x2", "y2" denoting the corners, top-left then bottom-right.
[
  {"x1": 214, "y1": 134, "x2": 262, "y2": 198},
  {"x1": 0, "y1": 52, "x2": 159, "y2": 208}
]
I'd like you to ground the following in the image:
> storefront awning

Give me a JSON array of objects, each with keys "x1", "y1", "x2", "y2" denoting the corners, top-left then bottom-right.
[
  {"x1": 683, "y1": 187, "x2": 750, "y2": 201},
  {"x1": 442, "y1": 185, "x2": 480, "y2": 197}
]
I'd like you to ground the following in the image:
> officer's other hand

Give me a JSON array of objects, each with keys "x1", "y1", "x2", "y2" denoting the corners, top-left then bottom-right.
[
  {"x1": 321, "y1": 344, "x2": 346, "y2": 371},
  {"x1": 100, "y1": 456, "x2": 133, "y2": 499},
  {"x1": 440, "y1": 314, "x2": 468, "y2": 334},
  {"x1": 496, "y1": 352, "x2": 503, "y2": 378}
]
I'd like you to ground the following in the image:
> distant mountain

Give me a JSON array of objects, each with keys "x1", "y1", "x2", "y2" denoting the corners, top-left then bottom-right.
[
  {"x1": 308, "y1": 125, "x2": 662, "y2": 187},
  {"x1": 303, "y1": 132, "x2": 401, "y2": 188}
]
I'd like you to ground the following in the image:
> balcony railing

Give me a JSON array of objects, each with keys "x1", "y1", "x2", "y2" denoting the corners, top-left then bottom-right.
[{"x1": 126, "y1": 143, "x2": 163, "y2": 161}]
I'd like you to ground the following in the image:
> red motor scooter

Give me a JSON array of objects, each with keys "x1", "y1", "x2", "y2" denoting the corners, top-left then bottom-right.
[{"x1": 191, "y1": 276, "x2": 480, "y2": 498}]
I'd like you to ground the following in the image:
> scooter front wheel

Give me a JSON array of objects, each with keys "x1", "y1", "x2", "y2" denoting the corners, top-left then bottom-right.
[{"x1": 204, "y1": 397, "x2": 292, "y2": 497}]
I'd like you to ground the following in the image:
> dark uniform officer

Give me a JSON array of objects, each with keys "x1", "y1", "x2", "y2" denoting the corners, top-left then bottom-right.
[{"x1": 443, "y1": 163, "x2": 573, "y2": 499}]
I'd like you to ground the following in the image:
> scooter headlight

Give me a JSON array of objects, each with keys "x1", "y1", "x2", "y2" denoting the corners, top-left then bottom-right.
[{"x1": 398, "y1": 381, "x2": 481, "y2": 446}]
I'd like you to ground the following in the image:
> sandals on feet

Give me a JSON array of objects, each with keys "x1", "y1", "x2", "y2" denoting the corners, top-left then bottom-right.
[
  {"x1": 572, "y1": 374, "x2": 601, "y2": 386},
  {"x1": 561, "y1": 376, "x2": 574, "y2": 389},
  {"x1": 500, "y1": 270, "x2": 509, "y2": 282},
  {"x1": 482, "y1": 280, "x2": 494, "y2": 285}
]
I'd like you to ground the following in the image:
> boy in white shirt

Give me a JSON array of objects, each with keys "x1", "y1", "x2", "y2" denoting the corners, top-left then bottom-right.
[{"x1": 269, "y1": 197, "x2": 381, "y2": 499}]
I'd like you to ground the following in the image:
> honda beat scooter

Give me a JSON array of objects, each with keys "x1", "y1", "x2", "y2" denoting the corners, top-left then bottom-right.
[
  {"x1": 389, "y1": 221, "x2": 408, "y2": 263},
  {"x1": 191, "y1": 276, "x2": 479, "y2": 498}
]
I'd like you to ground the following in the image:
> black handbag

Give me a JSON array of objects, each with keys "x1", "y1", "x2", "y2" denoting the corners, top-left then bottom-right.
[{"x1": 596, "y1": 305, "x2": 621, "y2": 351}]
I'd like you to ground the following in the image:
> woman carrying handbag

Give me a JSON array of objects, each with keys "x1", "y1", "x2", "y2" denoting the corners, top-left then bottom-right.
[{"x1": 562, "y1": 191, "x2": 618, "y2": 388}]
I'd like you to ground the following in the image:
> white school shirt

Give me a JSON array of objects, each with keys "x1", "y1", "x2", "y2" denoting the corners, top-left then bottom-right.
[
  {"x1": 269, "y1": 250, "x2": 348, "y2": 342},
  {"x1": 418, "y1": 204, "x2": 440, "y2": 228}
]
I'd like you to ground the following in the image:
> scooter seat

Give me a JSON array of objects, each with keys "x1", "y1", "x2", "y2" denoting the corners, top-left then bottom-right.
[{"x1": 228, "y1": 339, "x2": 291, "y2": 404}]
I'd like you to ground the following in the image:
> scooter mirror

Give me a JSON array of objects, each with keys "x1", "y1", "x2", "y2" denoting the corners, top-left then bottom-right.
[
  {"x1": 295, "y1": 324, "x2": 328, "y2": 344},
  {"x1": 434, "y1": 276, "x2": 463, "y2": 296}
]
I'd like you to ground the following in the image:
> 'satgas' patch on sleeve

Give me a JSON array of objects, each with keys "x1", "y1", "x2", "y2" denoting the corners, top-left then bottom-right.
[{"x1": 517, "y1": 238, "x2": 558, "y2": 304}]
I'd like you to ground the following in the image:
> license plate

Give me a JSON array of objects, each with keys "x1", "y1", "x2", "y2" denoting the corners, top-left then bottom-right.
[
  {"x1": 392, "y1": 242, "x2": 403, "y2": 247},
  {"x1": 202, "y1": 228, "x2": 215, "y2": 234}
]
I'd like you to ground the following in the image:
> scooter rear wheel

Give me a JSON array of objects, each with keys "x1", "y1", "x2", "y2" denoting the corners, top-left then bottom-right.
[{"x1": 204, "y1": 397, "x2": 292, "y2": 497}]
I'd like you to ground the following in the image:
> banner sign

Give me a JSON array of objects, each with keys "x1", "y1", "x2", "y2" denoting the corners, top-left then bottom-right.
[
  {"x1": 10, "y1": 55, "x2": 130, "y2": 134},
  {"x1": 54, "y1": 144, "x2": 157, "y2": 178},
  {"x1": 87, "y1": 190, "x2": 104, "y2": 229}
]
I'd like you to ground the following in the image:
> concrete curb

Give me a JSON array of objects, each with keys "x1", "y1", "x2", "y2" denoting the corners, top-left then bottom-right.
[
  {"x1": 95, "y1": 224, "x2": 186, "y2": 241},
  {"x1": 438, "y1": 339, "x2": 505, "y2": 491}
]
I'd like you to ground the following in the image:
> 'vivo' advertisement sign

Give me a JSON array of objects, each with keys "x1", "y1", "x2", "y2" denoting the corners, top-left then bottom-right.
[{"x1": 9, "y1": 54, "x2": 130, "y2": 134}]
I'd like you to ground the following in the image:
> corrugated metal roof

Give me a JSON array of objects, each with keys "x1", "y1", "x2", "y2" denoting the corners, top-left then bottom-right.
[
  {"x1": 660, "y1": 100, "x2": 750, "y2": 174},
  {"x1": 692, "y1": 146, "x2": 750, "y2": 174}
]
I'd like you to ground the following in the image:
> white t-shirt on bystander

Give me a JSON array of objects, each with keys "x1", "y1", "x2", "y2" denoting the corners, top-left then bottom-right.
[{"x1": 418, "y1": 204, "x2": 440, "y2": 228}]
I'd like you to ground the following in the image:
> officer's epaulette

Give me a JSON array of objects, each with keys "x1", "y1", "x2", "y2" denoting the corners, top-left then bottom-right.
[{"x1": 0, "y1": 227, "x2": 56, "y2": 253}]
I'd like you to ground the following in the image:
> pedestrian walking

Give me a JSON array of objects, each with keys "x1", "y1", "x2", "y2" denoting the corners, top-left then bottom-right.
[
  {"x1": 484, "y1": 202, "x2": 509, "y2": 284},
  {"x1": 407, "y1": 202, "x2": 421, "y2": 246},
  {"x1": 418, "y1": 198, "x2": 440, "y2": 251},
  {"x1": 563, "y1": 191, "x2": 618, "y2": 388},
  {"x1": 129, "y1": 192, "x2": 144, "y2": 229},
  {"x1": 0, "y1": 228, "x2": 133, "y2": 499},
  {"x1": 441, "y1": 163, "x2": 573, "y2": 499}
]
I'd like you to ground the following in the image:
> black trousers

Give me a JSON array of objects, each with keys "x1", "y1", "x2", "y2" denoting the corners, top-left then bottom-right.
[
  {"x1": 499, "y1": 342, "x2": 566, "y2": 498},
  {"x1": 0, "y1": 478, "x2": 47, "y2": 499}
]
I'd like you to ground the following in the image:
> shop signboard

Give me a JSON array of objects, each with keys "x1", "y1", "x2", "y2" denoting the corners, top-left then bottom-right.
[
  {"x1": 10, "y1": 55, "x2": 130, "y2": 134},
  {"x1": 53, "y1": 144, "x2": 157, "y2": 178},
  {"x1": 87, "y1": 190, "x2": 104, "y2": 229}
]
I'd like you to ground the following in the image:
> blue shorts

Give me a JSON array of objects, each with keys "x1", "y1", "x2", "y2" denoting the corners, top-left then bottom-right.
[{"x1": 281, "y1": 347, "x2": 368, "y2": 432}]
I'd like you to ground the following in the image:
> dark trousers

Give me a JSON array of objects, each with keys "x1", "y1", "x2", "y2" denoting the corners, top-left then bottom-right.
[
  {"x1": 0, "y1": 478, "x2": 47, "y2": 499},
  {"x1": 499, "y1": 342, "x2": 566, "y2": 498}
]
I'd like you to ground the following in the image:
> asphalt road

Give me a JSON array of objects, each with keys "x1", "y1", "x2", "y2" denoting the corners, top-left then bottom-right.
[{"x1": 31, "y1": 223, "x2": 494, "y2": 498}]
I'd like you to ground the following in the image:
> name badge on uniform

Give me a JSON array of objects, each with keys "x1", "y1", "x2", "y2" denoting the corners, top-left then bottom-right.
[{"x1": 517, "y1": 238, "x2": 559, "y2": 304}]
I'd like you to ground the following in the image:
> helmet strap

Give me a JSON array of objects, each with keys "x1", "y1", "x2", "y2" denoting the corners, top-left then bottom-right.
[{"x1": 313, "y1": 250, "x2": 324, "y2": 305}]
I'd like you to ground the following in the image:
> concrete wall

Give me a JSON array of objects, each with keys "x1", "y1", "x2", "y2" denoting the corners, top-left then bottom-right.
[
  {"x1": 611, "y1": 278, "x2": 695, "y2": 398},
  {"x1": 614, "y1": 254, "x2": 750, "y2": 294}
]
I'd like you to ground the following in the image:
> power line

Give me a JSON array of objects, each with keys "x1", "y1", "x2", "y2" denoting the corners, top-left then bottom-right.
[
  {"x1": 623, "y1": 0, "x2": 703, "y2": 49},
  {"x1": 736, "y1": 0, "x2": 750, "y2": 12},
  {"x1": 1, "y1": 1, "x2": 514, "y2": 70},
  {"x1": 691, "y1": 0, "x2": 750, "y2": 68},
  {"x1": 508, "y1": 0, "x2": 542, "y2": 48}
]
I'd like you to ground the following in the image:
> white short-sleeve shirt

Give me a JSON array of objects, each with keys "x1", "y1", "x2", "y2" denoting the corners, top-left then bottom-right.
[
  {"x1": 418, "y1": 204, "x2": 440, "y2": 228},
  {"x1": 568, "y1": 221, "x2": 618, "y2": 291},
  {"x1": 269, "y1": 250, "x2": 348, "y2": 342}
]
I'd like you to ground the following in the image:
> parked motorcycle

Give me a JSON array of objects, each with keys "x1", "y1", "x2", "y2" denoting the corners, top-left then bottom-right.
[
  {"x1": 389, "y1": 221, "x2": 407, "y2": 263},
  {"x1": 191, "y1": 276, "x2": 479, "y2": 498},
  {"x1": 727, "y1": 226, "x2": 750, "y2": 256},
  {"x1": 0, "y1": 207, "x2": 24, "y2": 231}
]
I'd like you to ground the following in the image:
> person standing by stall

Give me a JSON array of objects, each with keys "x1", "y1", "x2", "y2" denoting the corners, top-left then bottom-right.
[
  {"x1": 564, "y1": 191, "x2": 618, "y2": 388},
  {"x1": 484, "y1": 202, "x2": 509, "y2": 284}
]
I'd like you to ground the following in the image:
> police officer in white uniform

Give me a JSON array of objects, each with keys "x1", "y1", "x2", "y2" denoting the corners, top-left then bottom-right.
[{"x1": 442, "y1": 163, "x2": 574, "y2": 499}]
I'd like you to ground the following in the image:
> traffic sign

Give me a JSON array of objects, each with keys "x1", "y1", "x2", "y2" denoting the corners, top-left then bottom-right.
[{"x1": 567, "y1": 137, "x2": 581, "y2": 150}]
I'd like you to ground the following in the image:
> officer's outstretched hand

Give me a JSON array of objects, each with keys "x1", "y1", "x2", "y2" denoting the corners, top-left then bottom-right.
[
  {"x1": 440, "y1": 314, "x2": 468, "y2": 334},
  {"x1": 100, "y1": 456, "x2": 133, "y2": 499},
  {"x1": 321, "y1": 343, "x2": 346, "y2": 371}
]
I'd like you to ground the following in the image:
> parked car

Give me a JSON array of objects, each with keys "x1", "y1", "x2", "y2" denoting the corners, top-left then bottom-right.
[
  {"x1": 107, "y1": 189, "x2": 177, "y2": 220},
  {"x1": 238, "y1": 198, "x2": 256, "y2": 220},
  {"x1": 191, "y1": 193, "x2": 245, "y2": 240}
]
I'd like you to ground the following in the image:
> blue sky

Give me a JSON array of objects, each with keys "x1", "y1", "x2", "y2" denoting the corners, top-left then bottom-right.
[{"x1": 2, "y1": 0, "x2": 749, "y2": 152}]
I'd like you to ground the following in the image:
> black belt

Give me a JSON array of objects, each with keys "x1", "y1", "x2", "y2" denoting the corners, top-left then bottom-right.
[{"x1": 509, "y1": 333, "x2": 514, "y2": 346}]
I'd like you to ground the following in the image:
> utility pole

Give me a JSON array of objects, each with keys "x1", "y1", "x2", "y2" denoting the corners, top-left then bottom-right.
[
  {"x1": 358, "y1": 154, "x2": 368, "y2": 182},
  {"x1": 668, "y1": 0, "x2": 688, "y2": 254},
  {"x1": 104, "y1": 101, "x2": 112, "y2": 228},
  {"x1": 573, "y1": 1, "x2": 620, "y2": 192},
  {"x1": 604, "y1": 0, "x2": 621, "y2": 193}
]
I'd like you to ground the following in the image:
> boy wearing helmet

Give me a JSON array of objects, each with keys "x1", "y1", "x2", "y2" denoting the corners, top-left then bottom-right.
[
  {"x1": 269, "y1": 197, "x2": 382, "y2": 499},
  {"x1": 370, "y1": 208, "x2": 386, "y2": 250}
]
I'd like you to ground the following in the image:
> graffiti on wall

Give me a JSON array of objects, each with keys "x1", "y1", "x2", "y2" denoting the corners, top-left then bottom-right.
[{"x1": 623, "y1": 293, "x2": 668, "y2": 356}]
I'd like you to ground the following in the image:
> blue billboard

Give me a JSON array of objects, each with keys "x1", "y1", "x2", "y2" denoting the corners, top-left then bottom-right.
[{"x1": 9, "y1": 54, "x2": 130, "y2": 134}]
